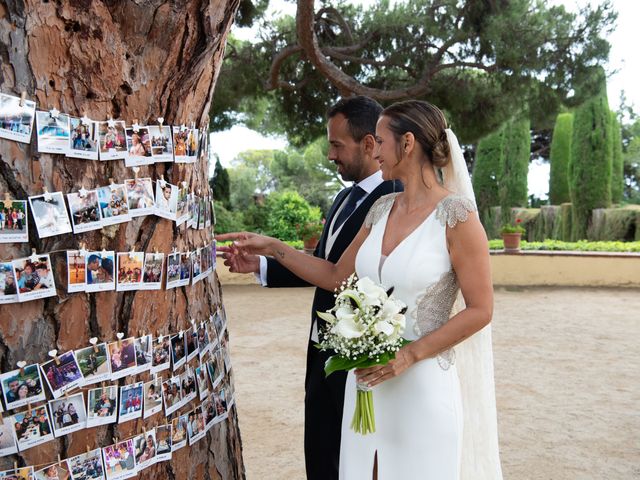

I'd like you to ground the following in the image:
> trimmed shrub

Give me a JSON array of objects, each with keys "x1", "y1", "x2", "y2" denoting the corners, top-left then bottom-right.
[
  {"x1": 610, "y1": 111, "x2": 624, "y2": 204},
  {"x1": 552, "y1": 203, "x2": 573, "y2": 241},
  {"x1": 488, "y1": 239, "x2": 640, "y2": 252},
  {"x1": 481, "y1": 206, "x2": 503, "y2": 240},
  {"x1": 589, "y1": 205, "x2": 640, "y2": 241},
  {"x1": 532, "y1": 205, "x2": 561, "y2": 241},
  {"x1": 499, "y1": 117, "x2": 530, "y2": 223},
  {"x1": 510, "y1": 207, "x2": 539, "y2": 241},
  {"x1": 213, "y1": 201, "x2": 246, "y2": 234},
  {"x1": 265, "y1": 190, "x2": 321, "y2": 241},
  {"x1": 473, "y1": 128, "x2": 504, "y2": 223},
  {"x1": 549, "y1": 113, "x2": 573, "y2": 204}
]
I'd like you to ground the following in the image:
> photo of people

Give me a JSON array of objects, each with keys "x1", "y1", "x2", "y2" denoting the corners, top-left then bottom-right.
[
  {"x1": 0, "y1": 417, "x2": 18, "y2": 457},
  {"x1": 0, "y1": 262, "x2": 18, "y2": 304},
  {"x1": 84, "y1": 251, "x2": 115, "y2": 293},
  {"x1": 36, "y1": 110, "x2": 70, "y2": 154},
  {"x1": 187, "y1": 194, "x2": 199, "y2": 228},
  {"x1": 124, "y1": 178, "x2": 154, "y2": 217},
  {"x1": 67, "y1": 116, "x2": 99, "y2": 160},
  {"x1": 0, "y1": 467, "x2": 34, "y2": 479},
  {"x1": 197, "y1": 322, "x2": 211, "y2": 358},
  {"x1": 67, "y1": 190, "x2": 103, "y2": 233},
  {"x1": 170, "y1": 414, "x2": 188, "y2": 452},
  {"x1": 140, "y1": 253, "x2": 163, "y2": 290},
  {"x1": 35, "y1": 461, "x2": 70, "y2": 480},
  {"x1": 187, "y1": 406, "x2": 206, "y2": 445},
  {"x1": 97, "y1": 120, "x2": 128, "y2": 161},
  {"x1": 133, "y1": 429, "x2": 156, "y2": 470},
  {"x1": 102, "y1": 439, "x2": 136, "y2": 480},
  {"x1": 118, "y1": 382, "x2": 143, "y2": 424},
  {"x1": 29, "y1": 192, "x2": 72, "y2": 238},
  {"x1": 204, "y1": 196, "x2": 212, "y2": 228},
  {"x1": 195, "y1": 364, "x2": 209, "y2": 401},
  {"x1": 175, "y1": 183, "x2": 189, "y2": 226},
  {"x1": 165, "y1": 252, "x2": 189, "y2": 289},
  {"x1": 86, "y1": 386, "x2": 117, "y2": 427},
  {"x1": 147, "y1": 125, "x2": 173, "y2": 163},
  {"x1": 206, "y1": 352, "x2": 223, "y2": 390},
  {"x1": 161, "y1": 377, "x2": 181, "y2": 416},
  {"x1": 0, "y1": 363, "x2": 45, "y2": 410},
  {"x1": 96, "y1": 185, "x2": 130, "y2": 226},
  {"x1": 202, "y1": 398, "x2": 217, "y2": 430},
  {"x1": 191, "y1": 249, "x2": 202, "y2": 284},
  {"x1": 67, "y1": 448, "x2": 105, "y2": 480},
  {"x1": 151, "y1": 336, "x2": 171, "y2": 374},
  {"x1": 185, "y1": 327, "x2": 198, "y2": 362},
  {"x1": 198, "y1": 196, "x2": 207, "y2": 230},
  {"x1": 179, "y1": 367, "x2": 197, "y2": 405},
  {"x1": 172, "y1": 126, "x2": 198, "y2": 163},
  {"x1": 75, "y1": 343, "x2": 111, "y2": 386},
  {"x1": 170, "y1": 333, "x2": 186, "y2": 371},
  {"x1": 201, "y1": 244, "x2": 212, "y2": 276},
  {"x1": 11, "y1": 406, "x2": 54, "y2": 451},
  {"x1": 143, "y1": 377, "x2": 163, "y2": 418},
  {"x1": 11, "y1": 254, "x2": 56, "y2": 302},
  {"x1": 134, "y1": 335, "x2": 152, "y2": 374},
  {"x1": 213, "y1": 384, "x2": 228, "y2": 419},
  {"x1": 0, "y1": 199, "x2": 28, "y2": 243},
  {"x1": 116, "y1": 252, "x2": 144, "y2": 292},
  {"x1": 124, "y1": 127, "x2": 153, "y2": 167},
  {"x1": 0, "y1": 92, "x2": 36, "y2": 143},
  {"x1": 66, "y1": 250, "x2": 86, "y2": 293},
  {"x1": 49, "y1": 393, "x2": 87, "y2": 437},
  {"x1": 154, "y1": 424, "x2": 172, "y2": 462},
  {"x1": 107, "y1": 338, "x2": 137, "y2": 380},
  {"x1": 154, "y1": 181, "x2": 178, "y2": 221},
  {"x1": 40, "y1": 350, "x2": 84, "y2": 398}
]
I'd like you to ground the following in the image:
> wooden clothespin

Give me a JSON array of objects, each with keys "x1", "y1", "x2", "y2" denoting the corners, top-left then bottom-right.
[
  {"x1": 78, "y1": 185, "x2": 88, "y2": 198},
  {"x1": 132, "y1": 166, "x2": 140, "y2": 179},
  {"x1": 154, "y1": 247, "x2": 162, "y2": 260},
  {"x1": 49, "y1": 107, "x2": 60, "y2": 119},
  {"x1": 81, "y1": 114, "x2": 92, "y2": 126},
  {"x1": 43, "y1": 186, "x2": 53, "y2": 202},
  {"x1": 116, "y1": 332, "x2": 125, "y2": 347},
  {"x1": 79, "y1": 242, "x2": 88, "y2": 256},
  {"x1": 19, "y1": 91, "x2": 27, "y2": 107},
  {"x1": 90, "y1": 336, "x2": 99, "y2": 353},
  {"x1": 132, "y1": 119, "x2": 140, "y2": 133},
  {"x1": 86, "y1": 444, "x2": 91, "y2": 454},
  {"x1": 178, "y1": 330, "x2": 184, "y2": 339},
  {"x1": 107, "y1": 117, "x2": 116, "y2": 128},
  {"x1": 17, "y1": 361, "x2": 26, "y2": 376},
  {"x1": 129, "y1": 246, "x2": 136, "y2": 260},
  {"x1": 158, "y1": 175, "x2": 166, "y2": 188},
  {"x1": 14, "y1": 461, "x2": 18, "y2": 471},
  {"x1": 157, "y1": 117, "x2": 164, "y2": 127},
  {"x1": 29, "y1": 248, "x2": 39, "y2": 263},
  {"x1": 58, "y1": 454, "x2": 62, "y2": 465},
  {"x1": 109, "y1": 178, "x2": 117, "y2": 191},
  {"x1": 48, "y1": 349, "x2": 60, "y2": 365},
  {"x1": 3, "y1": 193, "x2": 13, "y2": 209}
]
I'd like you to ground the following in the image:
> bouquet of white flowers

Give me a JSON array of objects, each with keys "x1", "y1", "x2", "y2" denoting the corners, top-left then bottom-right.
[{"x1": 317, "y1": 273, "x2": 409, "y2": 434}]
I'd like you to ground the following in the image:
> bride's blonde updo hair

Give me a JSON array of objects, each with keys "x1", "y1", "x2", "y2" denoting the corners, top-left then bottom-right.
[{"x1": 382, "y1": 100, "x2": 451, "y2": 168}]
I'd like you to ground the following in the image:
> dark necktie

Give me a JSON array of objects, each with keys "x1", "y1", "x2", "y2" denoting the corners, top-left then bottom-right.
[{"x1": 332, "y1": 185, "x2": 366, "y2": 234}]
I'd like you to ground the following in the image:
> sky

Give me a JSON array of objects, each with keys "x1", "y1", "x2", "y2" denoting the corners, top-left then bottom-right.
[{"x1": 210, "y1": 0, "x2": 639, "y2": 198}]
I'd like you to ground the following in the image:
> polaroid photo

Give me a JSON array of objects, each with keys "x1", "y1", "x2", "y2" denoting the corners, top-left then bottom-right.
[
  {"x1": 175, "y1": 184, "x2": 189, "y2": 226},
  {"x1": 36, "y1": 110, "x2": 70, "y2": 154},
  {"x1": 49, "y1": 393, "x2": 87, "y2": 437},
  {"x1": 96, "y1": 184, "x2": 131, "y2": 226},
  {"x1": 134, "y1": 335, "x2": 153, "y2": 374},
  {"x1": 118, "y1": 382, "x2": 143, "y2": 424},
  {"x1": 187, "y1": 194, "x2": 197, "y2": 229},
  {"x1": 67, "y1": 116, "x2": 99, "y2": 160},
  {"x1": 161, "y1": 377, "x2": 182, "y2": 416},
  {"x1": 68, "y1": 448, "x2": 106, "y2": 480},
  {"x1": 76, "y1": 343, "x2": 111, "y2": 386},
  {"x1": 12, "y1": 254, "x2": 56, "y2": 302},
  {"x1": 187, "y1": 406, "x2": 206, "y2": 445},
  {"x1": 154, "y1": 181, "x2": 178, "y2": 221},
  {"x1": 67, "y1": 190, "x2": 103, "y2": 233},
  {"x1": 172, "y1": 126, "x2": 198, "y2": 164},
  {"x1": 222, "y1": 344, "x2": 232, "y2": 374},
  {"x1": 195, "y1": 364, "x2": 209, "y2": 402},
  {"x1": 197, "y1": 322, "x2": 211, "y2": 359},
  {"x1": 66, "y1": 250, "x2": 86, "y2": 294},
  {"x1": 211, "y1": 198, "x2": 216, "y2": 227},
  {"x1": 170, "y1": 334, "x2": 186, "y2": 371},
  {"x1": 29, "y1": 192, "x2": 72, "y2": 238},
  {"x1": 140, "y1": 253, "x2": 163, "y2": 290},
  {"x1": 226, "y1": 376, "x2": 236, "y2": 409},
  {"x1": 207, "y1": 317, "x2": 220, "y2": 350},
  {"x1": 179, "y1": 367, "x2": 197, "y2": 405},
  {"x1": 85, "y1": 251, "x2": 116, "y2": 292},
  {"x1": 125, "y1": 127, "x2": 153, "y2": 167},
  {"x1": 0, "y1": 467, "x2": 34, "y2": 479},
  {"x1": 0, "y1": 363, "x2": 45, "y2": 410},
  {"x1": 165, "y1": 252, "x2": 190, "y2": 289},
  {"x1": 97, "y1": 121, "x2": 128, "y2": 162},
  {"x1": 218, "y1": 305, "x2": 228, "y2": 337},
  {"x1": 212, "y1": 384, "x2": 229, "y2": 423},
  {"x1": 204, "y1": 196, "x2": 212, "y2": 229},
  {"x1": 107, "y1": 338, "x2": 137, "y2": 380},
  {"x1": 211, "y1": 240, "x2": 217, "y2": 270},
  {"x1": 102, "y1": 439, "x2": 136, "y2": 480},
  {"x1": 0, "y1": 199, "x2": 28, "y2": 243},
  {"x1": 11, "y1": 405, "x2": 54, "y2": 451},
  {"x1": 147, "y1": 125, "x2": 174, "y2": 163},
  {"x1": 206, "y1": 352, "x2": 224, "y2": 390},
  {"x1": 201, "y1": 398, "x2": 216, "y2": 431},
  {"x1": 124, "y1": 178, "x2": 154, "y2": 217},
  {"x1": 116, "y1": 252, "x2": 144, "y2": 292},
  {"x1": 143, "y1": 377, "x2": 163, "y2": 419},
  {"x1": 191, "y1": 249, "x2": 203, "y2": 285},
  {"x1": 86, "y1": 386, "x2": 118, "y2": 428},
  {"x1": 133, "y1": 428, "x2": 157, "y2": 471},
  {"x1": 201, "y1": 244, "x2": 212, "y2": 277},
  {"x1": 0, "y1": 417, "x2": 18, "y2": 457},
  {"x1": 185, "y1": 327, "x2": 198, "y2": 363},
  {"x1": 40, "y1": 351, "x2": 84, "y2": 399},
  {"x1": 35, "y1": 461, "x2": 71, "y2": 480},
  {"x1": 0, "y1": 92, "x2": 36, "y2": 143},
  {"x1": 154, "y1": 424, "x2": 172, "y2": 462},
  {"x1": 0, "y1": 262, "x2": 18, "y2": 304},
  {"x1": 197, "y1": 197, "x2": 206, "y2": 230},
  {"x1": 170, "y1": 414, "x2": 188, "y2": 452},
  {"x1": 150, "y1": 336, "x2": 171, "y2": 375}
]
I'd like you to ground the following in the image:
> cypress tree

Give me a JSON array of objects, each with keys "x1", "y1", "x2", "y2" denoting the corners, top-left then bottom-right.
[
  {"x1": 549, "y1": 113, "x2": 573, "y2": 204},
  {"x1": 569, "y1": 73, "x2": 612, "y2": 240},
  {"x1": 472, "y1": 128, "x2": 504, "y2": 224},
  {"x1": 210, "y1": 156, "x2": 231, "y2": 208},
  {"x1": 610, "y1": 110, "x2": 624, "y2": 204},
  {"x1": 499, "y1": 117, "x2": 531, "y2": 223}
]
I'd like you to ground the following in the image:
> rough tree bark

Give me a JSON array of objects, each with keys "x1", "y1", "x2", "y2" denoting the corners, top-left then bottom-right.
[{"x1": 0, "y1": 1, "x2": 243, "y2": 478}]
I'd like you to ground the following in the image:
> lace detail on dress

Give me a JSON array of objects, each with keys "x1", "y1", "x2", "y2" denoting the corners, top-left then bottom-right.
[
  {"x1": 364, "y1": 193, "x2": 401, "y2": 228},
  {"x1": 435, "y1": 195, "x2": 477, "y2": 228},
  {"x1": 411, "y1": 269, "x2": 460, "y2": 370}
]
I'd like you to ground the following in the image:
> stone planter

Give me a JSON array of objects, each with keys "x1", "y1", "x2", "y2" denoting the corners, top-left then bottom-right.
[{"x1": 502, "y1": 232, "x2": 522, "y2": 252}]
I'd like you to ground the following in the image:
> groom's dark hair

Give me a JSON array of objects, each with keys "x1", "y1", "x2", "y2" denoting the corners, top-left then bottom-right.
[{"x1": 327, "y1": 96, "x2": 383, "y2": 142}]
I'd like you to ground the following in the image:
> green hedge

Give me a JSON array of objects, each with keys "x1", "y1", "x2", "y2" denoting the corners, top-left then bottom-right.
[
  {"x1": 488, "y1": 239, "x2": 640, "y2": 252},
  {"x1": 499, "y1": 117, "x2": 530, "y2": 223},
  {"x1": 610, "y1": 111, "x2": 624, "y2": 204},
  {"x1": 549, "y1": 113, "x2": 573, "y2": 204},
  {"x1": 473, "y1": 129, "x2": 504, "y2": 220}
]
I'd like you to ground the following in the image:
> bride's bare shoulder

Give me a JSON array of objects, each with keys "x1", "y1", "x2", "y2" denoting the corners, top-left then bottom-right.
[{"x1": 364, "y1": 193, "x2": 400, "y2": 228}]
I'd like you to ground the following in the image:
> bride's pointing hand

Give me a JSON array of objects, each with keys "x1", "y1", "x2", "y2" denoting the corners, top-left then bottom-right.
[{"x1": 215, "y1": 232, "x2": 277, "y2": 257}]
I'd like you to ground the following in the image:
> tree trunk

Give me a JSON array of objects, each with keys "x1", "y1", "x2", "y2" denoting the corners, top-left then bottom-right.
[{"x1": 0, "y1": 1, "x2": 243, "y2": 478}]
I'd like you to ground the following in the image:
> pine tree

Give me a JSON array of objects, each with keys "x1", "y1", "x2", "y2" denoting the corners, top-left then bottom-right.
[
  {"x1": 499, "y1": 117, "x2": 531, "y2": 223},
  {"x1": 549, "y1": 113, "x2": 574, "y2": 204},
  {"x1": 610, "y1": 110, "x2": 624, "y2": 204}
]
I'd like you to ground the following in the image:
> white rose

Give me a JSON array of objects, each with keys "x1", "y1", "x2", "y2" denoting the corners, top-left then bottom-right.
[{"x1": 355, "y1": 277, "x2": 387, "y2": 306}]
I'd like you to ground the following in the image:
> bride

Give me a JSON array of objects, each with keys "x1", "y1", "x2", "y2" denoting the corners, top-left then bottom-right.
[{"x1": 218, "y1": 100, "x2": 502, "y2": 479}]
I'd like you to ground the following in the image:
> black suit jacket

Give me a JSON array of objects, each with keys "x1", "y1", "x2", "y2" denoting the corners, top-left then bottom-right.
[{"x1": 265, "y1": 179, "x2": 403, "y2": 338}]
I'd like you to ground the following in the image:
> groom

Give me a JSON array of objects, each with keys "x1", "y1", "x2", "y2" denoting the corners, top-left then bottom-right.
[{"x1": 221, "y1": 95, "x2": 401, "y2": 479}]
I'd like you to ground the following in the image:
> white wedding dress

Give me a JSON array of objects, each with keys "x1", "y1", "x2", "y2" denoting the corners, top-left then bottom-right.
[{"x1": 339, "y1": 192, "x2": 501, "y2": 480}]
